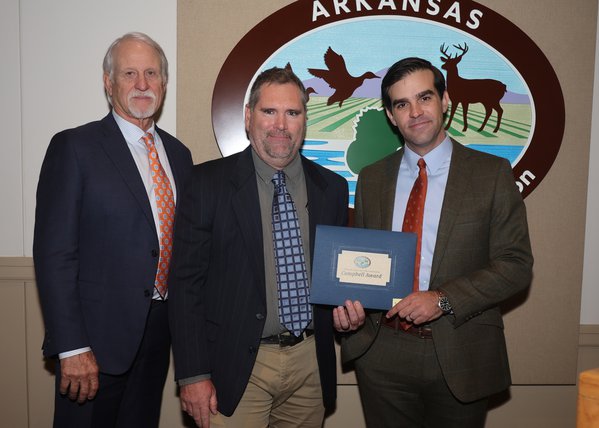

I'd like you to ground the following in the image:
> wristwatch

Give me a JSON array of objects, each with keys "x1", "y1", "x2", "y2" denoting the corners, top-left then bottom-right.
[{"x1": 436, "y1": 290, "x2": 453, "y2": 314}]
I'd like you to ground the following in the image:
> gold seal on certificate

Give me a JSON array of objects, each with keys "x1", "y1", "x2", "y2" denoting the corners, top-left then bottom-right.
[{"x1": 336, "y1": 250, "x2": 392, "y2": 287}]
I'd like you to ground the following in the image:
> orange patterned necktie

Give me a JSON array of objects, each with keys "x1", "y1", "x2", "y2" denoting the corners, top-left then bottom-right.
[
  {"x1": 142, "y1": 132, "x2": 175, "y2": 299},
  {"x1": 402, "y1": 158, "x2": 428, "y2": 293}
]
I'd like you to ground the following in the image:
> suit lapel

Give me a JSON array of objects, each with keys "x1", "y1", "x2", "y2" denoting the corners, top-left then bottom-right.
[
  {"x1": 302, "y1": 156, "x2": 327, "y2": 249},
  {"x1": 99, "y1": 114, "x2": 156, "y2": 234},
  {"x1": 430, "y1": 140, "x2": 471, "y2": 284},
  {"x1": 157, "y1": 127, "x2": 183, "y2": 191},
  {"x1": 231, "y1": 147, "x2": 266, "y2": 294},
  {"x1": 381, "y1": 150, "x2": 403, "y2": 230}
]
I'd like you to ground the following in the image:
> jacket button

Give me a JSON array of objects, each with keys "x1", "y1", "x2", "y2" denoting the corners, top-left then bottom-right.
[
  {"x1": 249, "y1": 346, "x2": 256, "y2": 354},
  {"x1": 151, "y1": 249, "x2": 159, "y2": 257},
  {"x1": 144, "y1": 289, "x2": 151, "y2": 297},
  {"x1": 255, "y1": 313, "x2": 265, "y2": 320}
]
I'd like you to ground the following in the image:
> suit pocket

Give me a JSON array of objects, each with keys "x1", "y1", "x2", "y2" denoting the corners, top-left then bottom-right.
[{"x1": 470, "y1": 309, "x2": 504, "y2": 329}]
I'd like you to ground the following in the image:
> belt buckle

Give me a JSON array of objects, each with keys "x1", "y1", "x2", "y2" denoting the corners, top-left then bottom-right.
[
  {"x1": 279, "y1": 330, "x2": 313, "y2": 347},
  {"x1": 261, "y1": 330, "x2": 313, "y2": 347},
  {"x1": 278, "y1": 333, "x2": 301, "y2": 348},
  {"x1": 415, "y1": 326, "x2": 432, "y2": 339},
  {"x1": 278, "y1": 332, "x2": 300, "y2": 347}
]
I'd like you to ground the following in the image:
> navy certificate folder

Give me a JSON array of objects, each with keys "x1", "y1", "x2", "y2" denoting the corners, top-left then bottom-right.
[{"x1": 310, "y1": 225, "x2": 417, "y2": 310}]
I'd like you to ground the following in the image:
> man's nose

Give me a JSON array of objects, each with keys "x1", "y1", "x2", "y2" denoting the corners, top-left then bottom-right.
[
  {"x1": 409, "y1": 103, "x2": 423, "y2": 118},
  {"x1": 274, "y1": 113, "x2": 287, "y2": 129},
  {"x1": 136, "y1": 74, "x2": 149, "y2": 91}
]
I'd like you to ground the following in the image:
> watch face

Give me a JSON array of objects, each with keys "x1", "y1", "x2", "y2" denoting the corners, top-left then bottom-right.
[{"x1": 439, "y1": 296, "x2": 452, "y2": 313}]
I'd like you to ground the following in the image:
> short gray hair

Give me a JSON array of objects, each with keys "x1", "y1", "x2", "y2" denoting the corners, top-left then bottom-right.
[
  {"x1": 102, "y1": 32, "x2": 168, "y2": 83},
  {"x1": 248, "y1": 67, "x2": 308, "y2": 111}
]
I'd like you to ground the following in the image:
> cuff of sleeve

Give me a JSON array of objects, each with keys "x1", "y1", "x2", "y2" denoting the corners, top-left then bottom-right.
[
  {"x1": 178, "y1": 374, "x2": 211, "y2": 386},
  {"x1": 58, "y1": 347, "x2": 92, "y2": 359}
]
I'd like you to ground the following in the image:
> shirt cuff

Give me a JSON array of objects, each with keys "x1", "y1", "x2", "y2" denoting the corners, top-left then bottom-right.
[
  {"x1": 178, "y1": 374, "x2": 211, "y2": 386},
  {"x1": 58, "y1": 347, "x2": 92, "y2": 359}
]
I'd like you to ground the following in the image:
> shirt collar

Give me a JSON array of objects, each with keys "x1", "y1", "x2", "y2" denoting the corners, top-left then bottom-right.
[
  {"x1": 403, "y1": 136, "x2": 452, "y2": 176},
  {"x1": 112, "y1": 110, "x2": 156, "y2": 144},
  {"x1": 252, "y1": 148, "x2": 303, "y2": 185}
]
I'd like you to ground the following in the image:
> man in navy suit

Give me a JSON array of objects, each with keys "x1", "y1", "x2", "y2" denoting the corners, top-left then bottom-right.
[
  {"x1": 169, "y1": 67, "x2": 358, "y2": 428},
  {"x1": 33, "y1": 32, "x2": 192, "y2": 428}
]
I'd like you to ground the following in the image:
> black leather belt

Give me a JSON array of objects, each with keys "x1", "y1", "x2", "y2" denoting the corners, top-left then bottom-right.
[
  {"x1": 382, "y1": 317, "x2": 433, "y2": 339},
  {"x1": 260, "y1": 329, "x2": 314, "y2": 347}
]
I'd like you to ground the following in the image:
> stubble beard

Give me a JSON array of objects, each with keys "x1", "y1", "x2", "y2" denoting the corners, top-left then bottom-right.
[{"x1": 263, "y1": 131, "x2": 297, "y2": 160}]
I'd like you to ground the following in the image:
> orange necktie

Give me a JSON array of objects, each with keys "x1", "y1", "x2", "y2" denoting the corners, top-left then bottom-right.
[
  {"x1": 402, "y1": 158, "x2": 428, "y2": 293},
  {"x1": 142, "y1": 132, "x2": 175, "y2": 299}
]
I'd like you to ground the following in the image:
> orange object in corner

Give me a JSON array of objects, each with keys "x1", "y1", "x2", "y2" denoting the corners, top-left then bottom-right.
[{"x1": 578, "y1": 369, "x2": 599, "y2": 427}]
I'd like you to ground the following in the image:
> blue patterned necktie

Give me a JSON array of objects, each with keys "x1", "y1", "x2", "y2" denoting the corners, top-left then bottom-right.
[{"x1": 271, "y1": 170, "x2": 311, "y2": 337}]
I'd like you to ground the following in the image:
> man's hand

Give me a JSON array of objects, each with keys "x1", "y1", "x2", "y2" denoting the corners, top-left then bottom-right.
[
  {"x1": 386, "y1": 291, "x2": 443, "y2": 325},
  {"x1": 59, "y1": 351, "x2": 99, "y2": 403},
  {"x1": 180, "y1": 379, "x2": 218, "y2": 428},
  {"x1": 333, "y1": 300, "x2": 366, "y2": 332}
]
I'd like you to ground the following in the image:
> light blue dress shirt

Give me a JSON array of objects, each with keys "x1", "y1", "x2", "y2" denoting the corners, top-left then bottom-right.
[{"x1": 392, "y1": 137, "x2": 453, "y2": 291}]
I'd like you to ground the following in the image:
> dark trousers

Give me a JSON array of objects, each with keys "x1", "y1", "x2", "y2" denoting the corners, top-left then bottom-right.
[
  {"x1": 354, "y1": 325, "x2": 488, "y2": 428},
  {"x1": 53, "y1": 300, "x2": 170, "y2": 428}
]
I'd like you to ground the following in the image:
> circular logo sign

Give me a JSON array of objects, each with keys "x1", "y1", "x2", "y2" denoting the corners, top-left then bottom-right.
[{"x1": 212, "y1": 0, "x2": 565, "y2": 204}]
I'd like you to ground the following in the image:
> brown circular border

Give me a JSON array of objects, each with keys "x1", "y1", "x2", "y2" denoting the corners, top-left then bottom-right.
[{"x1": 212, "y1": 0, "x2": 565, "y2": 199}]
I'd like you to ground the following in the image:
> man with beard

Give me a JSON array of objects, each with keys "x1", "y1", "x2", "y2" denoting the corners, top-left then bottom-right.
[
  {"x1": 169, "y1": 67, "x2": 357, "y2": 428},
  {"x1": 33, "y1": 32, "x2": 192, "y2": 428}
]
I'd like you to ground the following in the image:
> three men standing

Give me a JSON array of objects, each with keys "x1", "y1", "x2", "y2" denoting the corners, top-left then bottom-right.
[{"x1": 34, "y1": 34, "x2": 532, "y2": 428}]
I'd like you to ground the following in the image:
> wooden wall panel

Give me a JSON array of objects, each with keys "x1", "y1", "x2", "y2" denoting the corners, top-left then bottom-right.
[{"x1": 0, "y1": 281, "x2": 28, "y2": 427}]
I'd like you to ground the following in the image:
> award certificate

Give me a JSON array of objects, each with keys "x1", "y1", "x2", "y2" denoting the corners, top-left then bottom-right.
[{"x1": 310, "y1": 225, "x2": 416, "y2": 310}]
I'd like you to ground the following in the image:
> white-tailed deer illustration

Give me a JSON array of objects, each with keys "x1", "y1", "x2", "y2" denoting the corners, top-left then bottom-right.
[{"x1": 440, "y1": 43, "x2": 506, "y2": 133}]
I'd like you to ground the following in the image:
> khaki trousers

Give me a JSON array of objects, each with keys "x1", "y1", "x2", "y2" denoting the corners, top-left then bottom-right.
[{"x1": 211, "y1": 335, "x2": 325, "y2": 428}]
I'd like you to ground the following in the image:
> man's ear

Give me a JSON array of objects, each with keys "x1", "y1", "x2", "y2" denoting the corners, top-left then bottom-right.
[
  {"x1": 385, "y1": 108, "x2": 397, "y2": 126},
  {"x1": 244, "y1": 104, "x2": 251, "y2": 133},
  {"x1": 103, "y1": 73, "x2": 113, "y2": 98},
  {"x1": 442, "y1": 91, "x2": 450, "y2": 114}
]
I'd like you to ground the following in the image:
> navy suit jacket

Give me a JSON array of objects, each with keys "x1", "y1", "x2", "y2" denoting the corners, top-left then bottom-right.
[
  {"x1": 169, "y1": 146, "x2": 348, "y2": 416},
  {"x1": 33, "y1": 113, "x2": 193, "y2": 375}
]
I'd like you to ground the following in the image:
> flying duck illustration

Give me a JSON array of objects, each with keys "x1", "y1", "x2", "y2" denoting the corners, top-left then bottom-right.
[{"x1": 308, "y1": 47, "x2": 379, "y2": 107}]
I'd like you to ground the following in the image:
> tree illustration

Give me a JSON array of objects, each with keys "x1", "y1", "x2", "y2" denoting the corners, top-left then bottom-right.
[{"x1": 346, "y1": 108, "x2": 403, "y2": 174}]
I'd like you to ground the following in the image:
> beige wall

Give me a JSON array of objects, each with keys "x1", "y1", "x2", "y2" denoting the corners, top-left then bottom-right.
[{"x1": 584, "y1": 0, "x2": 599, "y2": 326}]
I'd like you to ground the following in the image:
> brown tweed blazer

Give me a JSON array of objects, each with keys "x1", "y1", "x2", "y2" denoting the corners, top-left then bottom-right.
[{"x1": 341, "y1": 139, "x2": 533, "y2": 403}]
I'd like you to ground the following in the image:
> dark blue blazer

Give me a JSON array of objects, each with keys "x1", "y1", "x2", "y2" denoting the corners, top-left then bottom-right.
[
  {"x1": 169, "y1": 146, "x2": 349, "y2": 416},
  {"x1": 33, "y1": 113, "x2": 193, "y2": 375}
]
